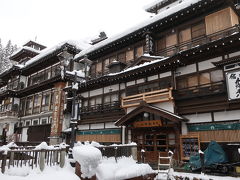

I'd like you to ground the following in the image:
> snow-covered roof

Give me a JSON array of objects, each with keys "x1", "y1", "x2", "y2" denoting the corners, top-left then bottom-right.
[
  {"x1": 144, "y1": 0, "x2": 179, "y2": 12},
  {"x1": 75, "y1": 0, "x2": 201, "y2": 60},
  {"x1": 23, "y1": 40, "x2": 90, "y2": 68},
  {"x1": 10, "y1": 46, "x2": 41, "y2": 59}
]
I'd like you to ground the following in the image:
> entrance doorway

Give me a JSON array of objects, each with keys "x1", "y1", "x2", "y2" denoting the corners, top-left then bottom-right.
[{"x1": 132, "y1": 128, "x2": 176, "y2": 164}]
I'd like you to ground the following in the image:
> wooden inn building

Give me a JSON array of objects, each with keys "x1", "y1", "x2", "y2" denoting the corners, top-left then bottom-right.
[
  {"x1": 0, "y1": 0, "x2": 240, "y2": 164},
  {"x1": 0, "y1": 40, "x2": 88, "y2": 145}
]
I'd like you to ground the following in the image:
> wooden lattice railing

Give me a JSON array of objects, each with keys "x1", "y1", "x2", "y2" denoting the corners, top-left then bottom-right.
[{"x1": 121, "y1": 88, "x2": 173, "y2": 108}]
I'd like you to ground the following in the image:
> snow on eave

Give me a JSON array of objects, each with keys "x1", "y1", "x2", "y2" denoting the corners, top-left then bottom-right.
[
  {"x1": 150, "y1": 105, "x2": 186, "y2": 120},
  {"x1": 22, "y1": 40, "x2": 90, "y2": 69},
  {"x1": 74, "y1": 0, "x2": 201, "y2": 60},
  {"x1": 143, "y1": 0, "x2": 167, "y2": 12}
]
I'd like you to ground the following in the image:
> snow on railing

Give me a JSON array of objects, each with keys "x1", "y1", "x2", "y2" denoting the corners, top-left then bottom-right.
[{"x1": 0, "y1": 142, "x2": 68, "y2": 173}]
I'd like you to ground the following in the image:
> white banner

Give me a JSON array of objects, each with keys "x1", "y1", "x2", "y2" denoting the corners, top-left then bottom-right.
[{"x1": 226, "y1": 70, "x2": 240, "y2": 100}]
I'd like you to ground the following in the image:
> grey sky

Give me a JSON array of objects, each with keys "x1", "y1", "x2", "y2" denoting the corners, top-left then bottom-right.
[{"x1": 0, "y1": 0, "x2": 152, "y2": 47}]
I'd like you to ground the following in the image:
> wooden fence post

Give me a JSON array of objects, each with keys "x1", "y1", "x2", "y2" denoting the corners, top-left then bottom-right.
[
  {"x1": 1, "y1": 154, "x2": 7, "y2": 173},
  {"x1": 9, "y1": 151, "x2": 15, "y2": 168},
  {"x1": 39, "y1": 150, "x2": 45, "y2": 171},
  {"x1": 60, "y1": 149, "x2": 66, "y2": 168}
]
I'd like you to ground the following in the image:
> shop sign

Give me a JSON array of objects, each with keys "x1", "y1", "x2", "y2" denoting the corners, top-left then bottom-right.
[
  {"x1": 133, "y1": 120, "x2": 162, "y2": 128},
  {"x1": 226, "y1": 70, "x2": 240, "y2": 100}
]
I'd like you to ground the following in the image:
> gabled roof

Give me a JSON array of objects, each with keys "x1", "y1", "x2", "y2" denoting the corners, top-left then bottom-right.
[
  {"x1": 115, "y1": 101, "x2": 187, "y2": 126},
  {"x1": 23, "y1": 40, "x2": 47, "y2": 50},
  {"x1": 10, "y1": 46, "x2": 40, "y2": 61}
]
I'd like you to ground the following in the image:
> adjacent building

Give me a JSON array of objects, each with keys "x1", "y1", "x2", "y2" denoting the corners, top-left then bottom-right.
[{"x1": 0, "y1": 40, "x2": 88, "y2": 144}]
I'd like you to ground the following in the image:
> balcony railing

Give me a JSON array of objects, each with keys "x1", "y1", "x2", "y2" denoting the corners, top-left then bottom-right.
[
  {"x1": 27, "y1": 64, "x2": 61, "y2": 87},
  {"x1": 155, "y1": 25, "x2": 240, "y2": 57},
  {"x1": 174, "y1": 81, "x2": 226, "y2": 100},
  {"x1": 121, "y1": 88, "x2": 173, "y2": 108},
  {"x1": 80, "y1": 101, "x2": 122, "y2": 114},
  {"x1": 0, "y1": 111, "x2": 18, "y2": 117}
]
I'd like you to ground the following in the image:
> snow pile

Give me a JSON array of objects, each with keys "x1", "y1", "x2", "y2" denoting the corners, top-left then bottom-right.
[
  {"x1": 72, "y1": 145, "x2": 102, "y2": 178},
  {"x1": 72, "y1": 83, "x2": 79, "y2": 90},
  {"x1": 66, "y1": 70, "x2": 85, "y2": 78},
  {"x1": 0, "y1": 145, "x2": 10, "y2": 155},
  {"x1": 34, "y1": 142, "x2": 54, "y2": 150},
  {"x1": 59, "y1": 142, "x2": 68, "y2": 149},
  {"x1": 0, "y1": 142, "x2": 18, "y2": 154},
  {"x1": 1, "y1": 160, "x2": 79, "y2": 180},
  {"x1": 96, "y1": 157, "x2": 154, "y2": 180}
]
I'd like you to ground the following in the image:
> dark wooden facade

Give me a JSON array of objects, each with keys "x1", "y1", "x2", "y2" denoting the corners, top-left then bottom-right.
[{"x1": 72, "y1": 0, "x2": 240, "y2": 164}]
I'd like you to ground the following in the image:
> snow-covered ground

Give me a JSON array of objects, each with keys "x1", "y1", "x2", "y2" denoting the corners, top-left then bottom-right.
[
  {"x1": 0, "y1": 160, "x2": 79, "y2": 180},
  {"x1": 156, "y1": 169, "x2": 240, "y2": 180}
]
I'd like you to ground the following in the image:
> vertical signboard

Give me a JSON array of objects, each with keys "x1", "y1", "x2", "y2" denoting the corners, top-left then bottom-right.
[{"x1": 226, "y1": 70, "x2": 240, "y2": 100}]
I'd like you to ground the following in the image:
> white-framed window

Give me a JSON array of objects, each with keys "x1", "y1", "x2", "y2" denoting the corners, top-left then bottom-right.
[
  {"x1": 32, "y1": 119, "x2": 39, "y2": 126},
  {"x1": 25, "y1": 120, "x2": 31, "y2": 126},
  {"x1": 49, "y1": 117, "x2": 52, "y2": 124},
  {"x1": 41, "y1": 118, "x2": 48, "y2": 125}
]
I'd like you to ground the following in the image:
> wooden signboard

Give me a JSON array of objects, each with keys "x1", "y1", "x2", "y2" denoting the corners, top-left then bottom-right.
[
  {"x1": 133, "y1": 120, "x2": 162, "y2": 128},
  {"x1": 180, "y1": 133, "x2": 200, "y2": 161}
]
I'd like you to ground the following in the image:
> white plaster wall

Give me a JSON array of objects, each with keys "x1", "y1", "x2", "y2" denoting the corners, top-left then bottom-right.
[
  {"x1": 126, "y1": 81, "x2": 135, "y2": 87},
  {"x1": 13, "y1": 98, "x2": 20, "y2": 105},
  {"x1": 90, "y1": 88, "x2": 103, "y2": 96},
  {"x1": 198, "y1": 57, "x2": 222, "y2": 71},
  {"x1": 111, "y1": 84, "x2": 119, "y2": 91},
  {"x1": 105, "y1": 122, "x2": 118, "y2": 129},
  {"x1": 90, "y1": 123, "x2": 104, "y2": 129},
  {"x1": 183, "y1": 113, "x2": 212, "y2": 123},
  {"x1": 176, "y1": 64, "x2": 197, "y2": 76},
  {"x1": 136, "y1": 78, "x2": 145, "y2": 84},
  {"x1": 19, "y1": 76, "x2": 27, "y2": 87},
  {"x1": 214, "y1": 110, "x2": 240, "y2": 121},
  {"x1": 160, "y1": 71, "x2": 171, "y2": 78},
  {"x1": 229, "y1": 51, "x2": 240, "y2": 58},
  {"x1": 154, "y1": 101, "x2": 174, "y2": 113},
  {"x1": 148, "y1": 74, "x2": 158, "y2": 81},
  {"x1": 181, "y1": 122, "x2": 188, "y2": 135},
  {"x1": 81, "y1": 92, "x2": 88, "y2": 98},
  {"x1": 126, "y1": 106, "x2": 137, "y2": 114},
  {"x1": 78, "y1": 124, "x2": 90, "y2": 130},
  {"x1": 120, "y1": 83, "x2": 126, "y2": 90},
  {"x1": 21, "y1": 127, "x2": 28, "y2": 142},
  {"x1": 0, "y1": 124, "x2": 3, "y2": 135}
]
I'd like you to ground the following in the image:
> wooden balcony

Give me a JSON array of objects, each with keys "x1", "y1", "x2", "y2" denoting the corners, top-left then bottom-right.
[
  {"x1": 155, "y1": 25, "x2": 240, "y2": 57},
  {"x1": 174, "y1": 81, "x2": 226, "y2": 100},
  {"x1": 121, "y1": 88, "x2": 173, "y2": 108}
]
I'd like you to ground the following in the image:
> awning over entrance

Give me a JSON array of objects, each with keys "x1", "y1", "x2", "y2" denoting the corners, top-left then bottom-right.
[{"x1": 115, "y1": 102, "x2": 187, "y2": 126}]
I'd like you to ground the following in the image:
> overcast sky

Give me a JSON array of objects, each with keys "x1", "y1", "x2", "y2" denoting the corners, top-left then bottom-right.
[{"x1": 0, "y1": 0, "x2": 153, "y2": 48}]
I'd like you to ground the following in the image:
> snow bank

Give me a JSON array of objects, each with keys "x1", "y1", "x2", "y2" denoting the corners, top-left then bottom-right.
[
  {"x1": 96, "y1": 157, "x2": 154, "y2": 180},
  {"x1": 1, "y1": 160, "x2": 79, "y2": 180},
  {"x1": 72, "y1": 145, "x2": 102, "y2": 178}
]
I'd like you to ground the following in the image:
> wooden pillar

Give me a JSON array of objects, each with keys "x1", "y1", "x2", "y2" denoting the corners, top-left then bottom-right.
[{"x1": 173, "y1": 124, "x2": 181, "y2": 162}]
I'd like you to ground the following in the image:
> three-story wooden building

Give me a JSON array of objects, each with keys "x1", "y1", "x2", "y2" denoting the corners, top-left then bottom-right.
[{"x1": 0, "y1": 40, "x2": 88, "y2": 144}]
